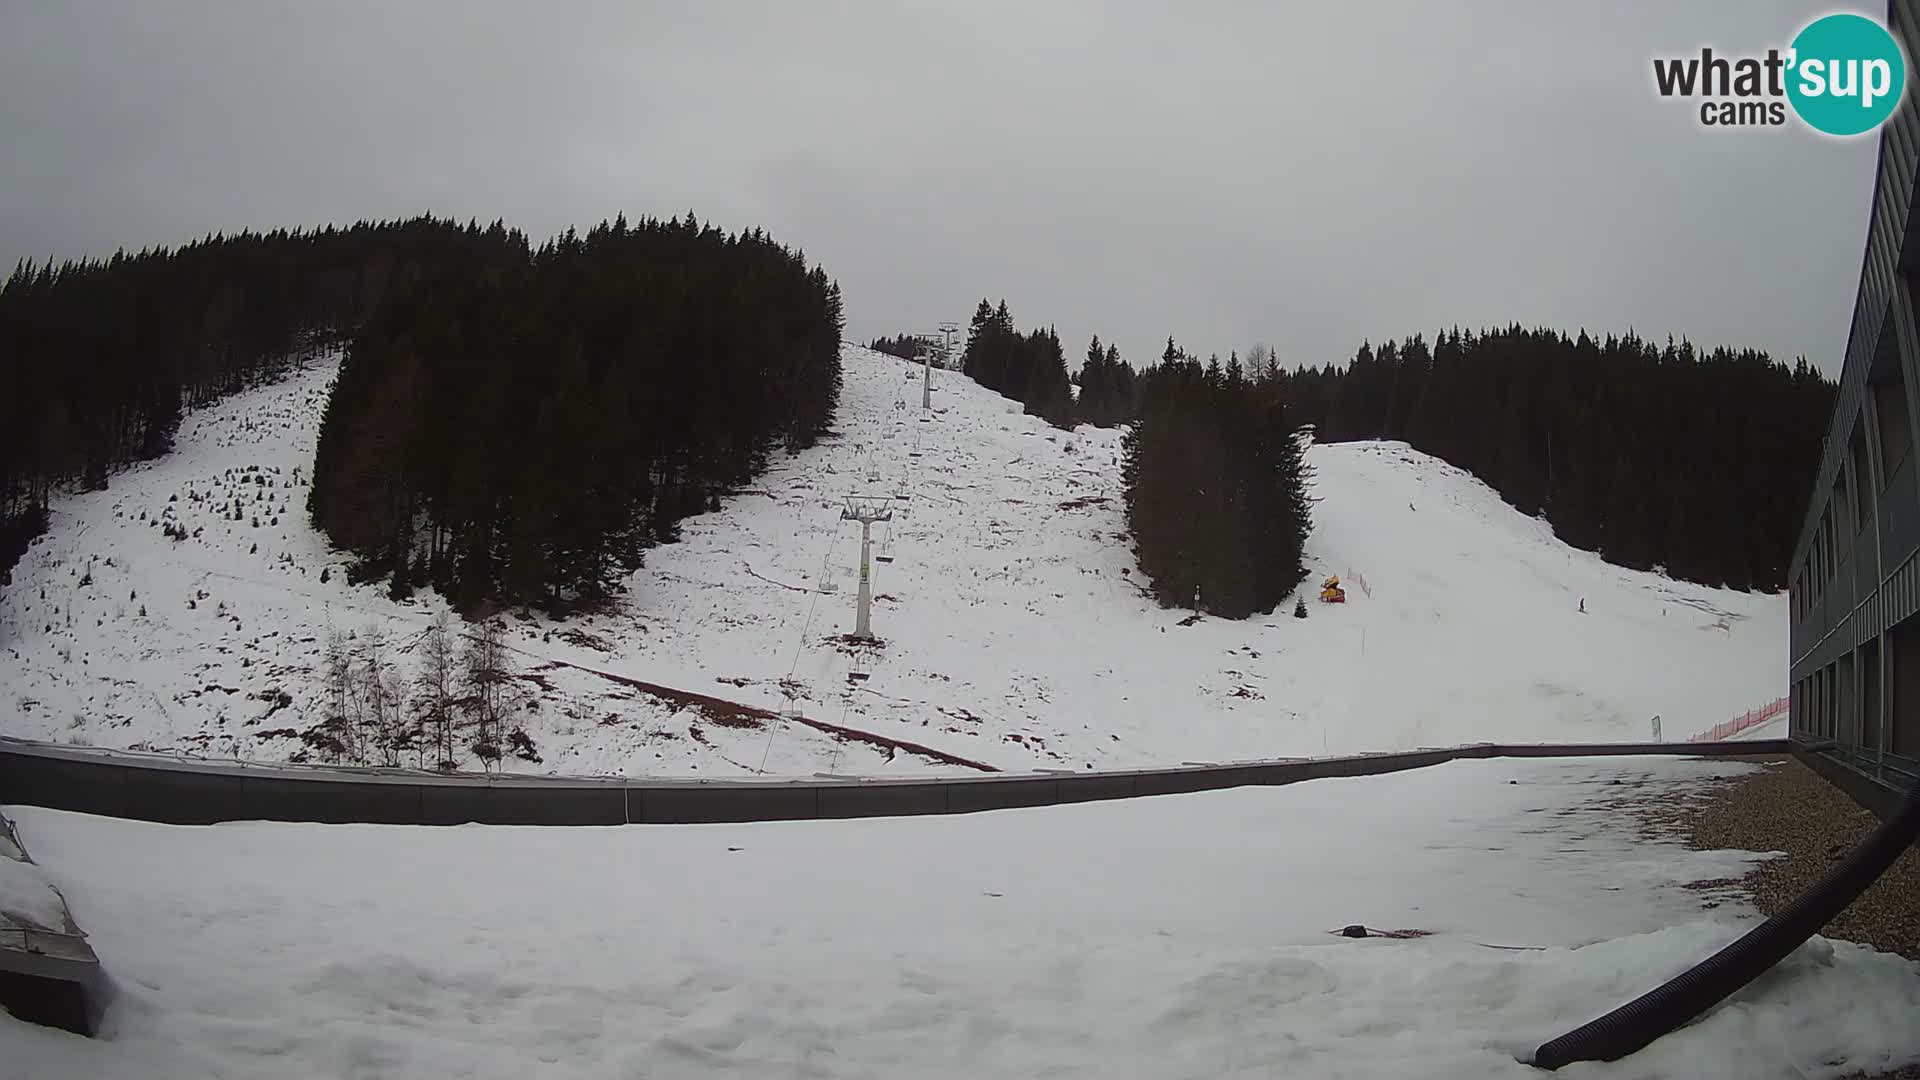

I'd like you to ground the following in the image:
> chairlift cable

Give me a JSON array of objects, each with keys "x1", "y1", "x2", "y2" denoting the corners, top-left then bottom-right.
[{"x1": 758, "y1": 516, "x2": 845, "y2": 774}]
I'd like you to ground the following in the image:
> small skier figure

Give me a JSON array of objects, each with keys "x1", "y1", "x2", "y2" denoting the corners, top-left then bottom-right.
[{"x1": 1578, "y1": 598, "x2": 1586, "y2": 614}]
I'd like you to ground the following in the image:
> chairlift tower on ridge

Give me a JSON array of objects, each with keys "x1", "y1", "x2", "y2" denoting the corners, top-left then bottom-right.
[
  {"x1": 916, "y1": 341, "x2": 938, "y2": 411},
  {"x1": 840, "y1": 495, "x2": 894, "y2": 641},
  {"x1": 938, "y1": 322, "x2": 960, "y2": 368},
  {"x1": 930, "y1": 322, "x2": 961, "y2": 407}
]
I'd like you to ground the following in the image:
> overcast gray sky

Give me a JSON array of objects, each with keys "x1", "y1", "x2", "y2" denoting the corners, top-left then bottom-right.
[{"x1": 0, "y1": 1, "x2": 1884, "y2": 375}]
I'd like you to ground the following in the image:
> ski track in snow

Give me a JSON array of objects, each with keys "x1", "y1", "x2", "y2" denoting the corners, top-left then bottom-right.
[
  {"x1": 0, "y1": 346, "x2": 1786, "y2": 777},
  {"x1": 5, "y1": 756, "x2": 1918, "y2": 1079}
]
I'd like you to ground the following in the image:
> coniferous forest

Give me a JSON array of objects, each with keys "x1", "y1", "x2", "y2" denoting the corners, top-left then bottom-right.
[
  {"x1": 0, "y1": 217, "x2": 525, "y2": 592},
  {"x1": 308, "y1": 214, "x2": 844, "y2": 614},
  {"x1": 1123, "y1": 341, "x2": 1314, "y2": 619},
  {"x1": 1272, "y1": 326, "x2": 1836, "y2": 591},
  {"x1": 1073, "y1": 334, "x2": 1139, "y2": 428},
  {"x1": 961, "y1": 300, "x2": 1075, "y2": 429},
  {"x1": 867, "y1": 334, "x2": 932, "y2": 362}
]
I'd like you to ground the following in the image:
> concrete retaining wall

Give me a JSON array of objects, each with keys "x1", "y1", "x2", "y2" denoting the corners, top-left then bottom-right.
[{"x1": 0, "y1": 736, "x2": 1791, "y2": 827}]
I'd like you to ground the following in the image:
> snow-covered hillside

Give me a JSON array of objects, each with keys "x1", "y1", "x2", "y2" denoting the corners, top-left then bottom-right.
[{"x1": 0, "y1": 346, "x2": 1786, "y2": 776}]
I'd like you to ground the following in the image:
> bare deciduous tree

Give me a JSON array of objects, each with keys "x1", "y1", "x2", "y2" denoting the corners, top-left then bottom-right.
[
  {"x1": 360, "y1": 626, "x2": 406, "y2": 767},
  {"x1": 320, "y1": 626, "x2": 359, "y2": 763},
  {"x1": 461, "y1": 618, "x2": 510, "y2": 772},
  {"x1": 1245, "y1": 343, "x2": 1278, "y2": 382},
  {"x1": 414, "y1": 614, "x2": 458, "y2": 770}
]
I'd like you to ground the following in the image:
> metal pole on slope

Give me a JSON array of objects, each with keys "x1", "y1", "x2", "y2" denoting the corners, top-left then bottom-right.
[
  {"x1": 841, "y1": 496, "x2": 893, "y2": 641},
  {"x1": 923, "y1": 322, "x2": 959, "y2": 411},
  {"x1": 857, "y1": 518, "x2": 874, "y2": 638},
  {"x1": 921, "y1": 329, "x2": 953, "y2": 411}
]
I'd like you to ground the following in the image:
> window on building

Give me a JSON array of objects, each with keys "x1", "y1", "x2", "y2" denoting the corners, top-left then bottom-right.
[
  {"x1": 1824, "y1": 665, "x2": 1836, "y2": 738},
  {"x1": 1825, "y1": 506, "x2": 1839, "y2": 579},
  {"x1": 1893, "y1": 613, "x2": 1920, "y2": 758},
  {"x1": 1852, "y1": 420, "x2": 1876, "y2": 532},
  {"x1": 1844, "y1": 653, "x2": 1858, "y2": 745},
  {"x1": 1833, "y1": 475, "x2": 1853, "y2": 558},
  {"x1": 1873, "y1": 351, "x2": 1914, "y2": 482},
  {"x1": 1862, "y1": 640, "x2": 1882, "y2": 753}
]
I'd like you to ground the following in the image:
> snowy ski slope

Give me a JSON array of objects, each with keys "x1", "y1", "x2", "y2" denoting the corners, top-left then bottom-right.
[{"x1": 0, "y1": 345, "x2": 1786, "y2": 776}]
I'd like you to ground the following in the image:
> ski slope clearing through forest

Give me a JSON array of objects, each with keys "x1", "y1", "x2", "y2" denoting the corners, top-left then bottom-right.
[
  {"x1": 0, "y1": 345, "x2": 1786, "y2": 777},
  {"x1": 7, "y1": 756, "x2": 1918, "y2": 1079}
]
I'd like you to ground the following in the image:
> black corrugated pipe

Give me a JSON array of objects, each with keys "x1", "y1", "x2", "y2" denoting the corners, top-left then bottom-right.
[{"x1": 1530, "y1": 775, "x2": 1920, "y2": 1070}]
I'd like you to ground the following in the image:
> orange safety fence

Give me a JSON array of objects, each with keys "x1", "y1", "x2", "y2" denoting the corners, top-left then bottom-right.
[{"x1": 1687, "y1": 695, "x2": 1790, "y2": 743}]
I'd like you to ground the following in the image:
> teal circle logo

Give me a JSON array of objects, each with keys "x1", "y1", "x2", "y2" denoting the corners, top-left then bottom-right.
[{"x1": 1786, "y1": 13, "x2": 1906, "y2": 136}]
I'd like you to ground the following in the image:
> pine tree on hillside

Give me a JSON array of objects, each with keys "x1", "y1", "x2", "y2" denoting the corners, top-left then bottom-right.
[
  {"x1": 1074, "y1": 335, "x2": 1139, "y2": 427},
  {"x1": 1122, "y1": 343, "x2": 1312, "y2": 619},
  {"x1": 308, "y1": 215, "x2": 844, "y2": 613},
  {"x1": 1022, "y1": 326, "x2": 1074, "y2": 429},
  {"x1": 958, "y1": 302, "x2": 1076, "y2": 428},
  {"x1": 0, "y1": 216, "x2": 533, "y2": 595},
  {"x1": 1108, "y1": 345, "x2": 1136, "y2": 419},
  {"x1": 868, "y1": 334, "x2": 929, "y2": 361}
]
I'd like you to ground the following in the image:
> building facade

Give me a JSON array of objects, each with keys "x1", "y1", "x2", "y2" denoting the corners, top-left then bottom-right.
[{"x1": 1788, "y1": 0, "x2": 1920, "y2": 800}]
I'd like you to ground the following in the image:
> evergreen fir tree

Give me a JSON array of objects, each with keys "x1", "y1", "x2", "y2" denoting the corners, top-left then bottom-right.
[{"x1": 1122, "y1": 341, "x2": 1313, "y2": 619}]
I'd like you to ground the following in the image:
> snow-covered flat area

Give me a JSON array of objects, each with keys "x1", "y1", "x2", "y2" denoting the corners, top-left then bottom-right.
[
  {"x1": 0, "y1": 345, "x2": 1786, "y2": 777},
  {"x1": 5, "y1": 756, "x2": 1916, "y2": 1079}
]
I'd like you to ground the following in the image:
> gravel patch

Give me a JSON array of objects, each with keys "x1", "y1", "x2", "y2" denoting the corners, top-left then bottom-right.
[
  {"x1": 1680, "y1": 755, "x2": 1919, "y2": 962},
  {"x1": 1615, "y1": 755, "x2": 1920, "y2": 1080}
]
